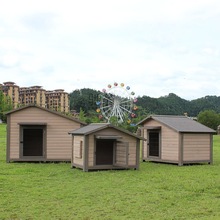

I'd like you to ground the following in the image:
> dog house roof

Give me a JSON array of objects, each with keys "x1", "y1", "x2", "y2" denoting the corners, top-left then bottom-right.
[
  {"x1": 137, "y1": 115, "x2": 216, "y2": 133},
  {"x1": 69, "y1": 123, "x2": 144, "y2": 139}
]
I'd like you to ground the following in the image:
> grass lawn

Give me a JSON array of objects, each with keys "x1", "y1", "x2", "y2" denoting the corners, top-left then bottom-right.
[{"x1": 0, "y1": 123, "x2": 220, "y2": 220}]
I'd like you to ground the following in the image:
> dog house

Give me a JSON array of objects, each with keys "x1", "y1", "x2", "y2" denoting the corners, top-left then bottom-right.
[
  {"x1": 5, "y1": 105, "x2": 86, "y2": 162},
  {"x1": 137, "y1": 115, "x2": 216, "y2": 166},
  {"x1": 68, "y1": 123, "x2": 143, "y2": 171}
]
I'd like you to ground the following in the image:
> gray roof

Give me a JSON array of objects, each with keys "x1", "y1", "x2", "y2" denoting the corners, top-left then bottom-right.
[
  {"x1": 69, "y1": 123, "x2": 144, "y2": 139},
  {"x1": 138, "y1": 115, "x2": 216, "y2": 133},
  {"x1": 69, "y1": 123, "x2": 109, "y2": 135}
]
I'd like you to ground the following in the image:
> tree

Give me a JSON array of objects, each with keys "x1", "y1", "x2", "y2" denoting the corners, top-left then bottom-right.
[
  {"x1": 197, "y1": 110, "x2": 220, "y2": 130},
  {"x1": 69, "y1": 88, "x2": 101, "y2": 113},
  {"x1": 190, "y1": 96, "x2": 220, "y2": 116},
  {"x1": 78, "y1": 107, "x2": 87, "y2": 123},
  {"x1": 0, "y1": 91, "x2": 13, "y2": 122}
]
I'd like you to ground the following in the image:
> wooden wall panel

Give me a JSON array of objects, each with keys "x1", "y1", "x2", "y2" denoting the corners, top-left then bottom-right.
[
  {"x1": 73, "y1": 136, "x2": 84, "y2": 166},
  {"x1": 128, "y1": 142, "x2": 137, "y2": 166},
  {"x1": 183, "y1": 134, "x2": 211, "y2": 161},
  {"x1": 88, "y1": 135, "x2": 94, "y2": 167}
]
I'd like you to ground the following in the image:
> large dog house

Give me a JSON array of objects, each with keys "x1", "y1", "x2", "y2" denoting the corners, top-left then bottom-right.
[
  {"x1": 69, "y1": 123, "x2": 143, "y2": 171},
  {"x1": 137, "y1": 115, "x2": 216, "y2": 166},
  {"x1": 6, "y1": 105, "x2": 86, "y2": 162}
]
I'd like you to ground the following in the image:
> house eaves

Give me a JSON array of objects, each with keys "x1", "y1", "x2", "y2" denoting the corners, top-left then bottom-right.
[{"x1": 138, "y1": 115, "x2": 216, "y2": 134}]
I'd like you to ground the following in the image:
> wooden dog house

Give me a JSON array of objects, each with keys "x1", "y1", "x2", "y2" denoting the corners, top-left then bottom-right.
[
  {"x1": 6, "y1": 105, "x2": 86, "y2": 162},
  {"x1": 68, "y1": 123, "x2": 143, "y2": 171},
  {"x1": 137, "y1": 115, "x2": 216, "y2": 166}
]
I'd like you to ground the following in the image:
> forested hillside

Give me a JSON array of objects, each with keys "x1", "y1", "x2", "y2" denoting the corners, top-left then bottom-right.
[
  {"x1": 1, "y1": 89, "x2": 220, "y2": 123},
  {"x1": 69, "y1": 89, "x2": 220, "y2": 117}
]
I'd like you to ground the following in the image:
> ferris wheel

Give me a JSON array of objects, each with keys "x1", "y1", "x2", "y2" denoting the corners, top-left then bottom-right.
[{"x1": 96, "y1": 82, "x2": 138, "y2": 124}]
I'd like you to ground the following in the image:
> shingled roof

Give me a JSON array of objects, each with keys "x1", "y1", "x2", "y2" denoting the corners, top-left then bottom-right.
[
  {"x1": 137, "y1": 115, "x2": 216, "y2": 133},
  {"x1": 68, "y1": 123, "x2": 144, "y2": 139}
]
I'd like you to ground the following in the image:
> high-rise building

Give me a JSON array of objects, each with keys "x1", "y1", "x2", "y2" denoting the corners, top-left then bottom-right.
[
  {"x1": 46, "y1": 89, "x2": 69, "y2": 113},
  {"x1": 0, "y1": 82, "x2": 19, "y2": 108},
  {"x1": 19, "y1": 86, "x2": 46, "y2": 108}
]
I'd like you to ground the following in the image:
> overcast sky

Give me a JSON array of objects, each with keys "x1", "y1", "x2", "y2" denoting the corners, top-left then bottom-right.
[{"x1": 0, "y1": 0, "x2": 220, "y2": 100}]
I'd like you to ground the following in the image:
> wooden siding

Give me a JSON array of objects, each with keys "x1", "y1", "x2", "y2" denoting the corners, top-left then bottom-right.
[
  {"x1": 142, "y1": 129, "x2": 148, "y2": 159},
  {"x1": 183, "y1": 134, "x2": 211, "y2": 161},
  {"x1": 143, "y1": 119, "x2": 179, "y2": 161},
  {"x1": 115, "y1": 142, "x2": 128, "y2": 166},
  {"x1": 161, "y1": 126, "x2": 179, "y2": 161},
  {"x1": 73, "y1": 136, "x2": 84, "y2": 166},
  {"x1": 8, "y1": 119, "x2": 20, "y2": 159},
  {"x1": 8, "y1": 107, "x2": 82, "y2": 161},
  {"x1": 128, "y1": 142, "x2": 137, "y2": 166},
  {"x1": 88, "y1": 135, "x2": 94, "y2": 167}
]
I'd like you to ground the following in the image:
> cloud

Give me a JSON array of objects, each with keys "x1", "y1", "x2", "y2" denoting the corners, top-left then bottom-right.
[
  {"x1": 0, "y1": 0, "x2": 220, "y2": 101},
  {"x1": 21, "y1": 13, "x2": 57, "y2": 32},
  {"x1": 202, "y1": 47, "x2": 219, "y2": 56},
  {"x1": 0, "y1": 52, "x2": 20, "y2": 68}
]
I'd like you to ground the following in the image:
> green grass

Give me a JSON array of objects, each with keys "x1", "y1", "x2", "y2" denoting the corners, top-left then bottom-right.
[{"x1": 0, "y1": 123, "x2": 220, "y2": 220}]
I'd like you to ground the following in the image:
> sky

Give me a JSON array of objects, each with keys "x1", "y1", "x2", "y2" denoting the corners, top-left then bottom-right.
[{"x1": 0, "y1": 0, "x2": 220, "y2": 101}]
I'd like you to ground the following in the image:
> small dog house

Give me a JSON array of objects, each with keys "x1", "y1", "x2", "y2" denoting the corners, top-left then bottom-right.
[
  {"x1": 5, "y1": 105, "x2": 86, "y2": 162},
  {"x1": 137, "y1": 115, "x2": 216, "y2": 166},
  {"x1": 68, "y1": 123, "x2": 143, "y2": 171}
]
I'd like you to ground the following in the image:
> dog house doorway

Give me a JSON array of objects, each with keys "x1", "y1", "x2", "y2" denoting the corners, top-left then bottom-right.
[
  {"x1": 20, "y1": 125, "x2": 46, "y2": 158},
  {"x1": 148, "y1": 129, "x2": 160, "y2": 157},
  {"x1": 95, "y1": 139, "x2": 114, "y2": 165}
]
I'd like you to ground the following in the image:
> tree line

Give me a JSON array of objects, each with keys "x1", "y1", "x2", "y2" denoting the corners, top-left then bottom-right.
[
  {"x1": 69, "y1": 89, "x2": 220, "y2": 130},
  {"x1": 69, "y1": 90, "x2": 220, "y2": 116},
  {"x1": 1, "y1": 89, "x2": 220, "y2": 131}
]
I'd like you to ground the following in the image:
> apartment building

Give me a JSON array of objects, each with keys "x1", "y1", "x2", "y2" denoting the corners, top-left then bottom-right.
[
  {"x1": 0, "y1": 82, "x2": 19, "y2": 108},
  {"x1": 19, "y1": 86, "x2": 46, "y2": 108},
  {"x1": 46, "y1": 89, "x2": 69, "y2": 113},
  {"x1": 0, "y1": 82, "x2": 69, "y2": 113}
]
